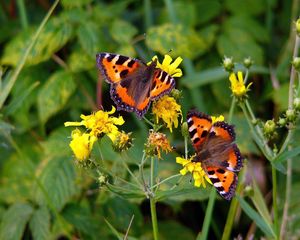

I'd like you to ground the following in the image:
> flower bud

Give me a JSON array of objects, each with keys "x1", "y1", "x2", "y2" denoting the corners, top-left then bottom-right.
[
  {"x1": 243, "y1": 57, "x2": 253, "y2": 69},
  {"x1": 98, "y1": 173, "x2": 107, "y2": 186},
  {"x1": 293, "y1": 97, "x2": 300, "y2": 110},
  {"x1": 292, "y1": 57, "x2": 300, "y2": 71},
  {"x1": 286, "y1": 109, "x2": 296, "y2": 122},
  {"x1": 278, "y1": 117, "x2": 286, "y2": 127},
  {"x1": 181, "y1": 122, "x2": 189, "y2": 138},
  {"x1": 112, "y1": 131, "x2": 133, "y2": 152},
  {"x1": 222, "y1": 56, "x2": 234, "y2": 72},
  {"x1": 263, "y1": 120, "x2": 276, "y2": 139},
  {"x1": 296, "y1": 18, "x2": 300, "y2": 36},
  {"x1": 244, "y1": 185, "x2": 254, "y2": 197},
  {"x1": 170, "y1": 88, "x2": 182, "y2": 100}
]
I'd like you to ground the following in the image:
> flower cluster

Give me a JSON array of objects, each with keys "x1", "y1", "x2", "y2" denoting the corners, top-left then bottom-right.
[
  {"x1": 145, "y1": 130, "x2": 173, "y2": 159},
  {"x1": 176, "y1": 156, "x2": 212, "y2": 188},
  {"x1": 65, "y1": 107, "x2": 126, "y2": 161}
]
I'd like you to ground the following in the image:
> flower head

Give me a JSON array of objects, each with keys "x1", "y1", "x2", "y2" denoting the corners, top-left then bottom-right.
[
  {"x1": 64, "y1": 106, "x2": 124, "y2": 142},
  {"x1": 152, "y1": 95, "x2": 182, "y2": 132},
  {"x1": 112, "y1": 131, "x2": 133, "y2": 152},
  {"x1": 229, "y1": 71, "x2": 252, "y2": 98},
  {"x1": 145, "y1": 130, "x2": 172, "y2": 159},
  {"x1": 69, "y1": 129, "x2": 97, "y2": 161},
  {"x1": 150, "y1": 55, "x2": 183, "y2": 77},
  {"x1": 176, "y1": 156, "x2": 212, "y2": 188}
]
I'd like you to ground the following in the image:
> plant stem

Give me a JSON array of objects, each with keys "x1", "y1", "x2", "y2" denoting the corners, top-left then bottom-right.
[
  {"x1": 197, "y1": 189, "x2": 217, "y2": 240},
  {"x1": 221, "y1": 168, "x2": 245, "y2": 240},
  {"x1": 143, "y1": 116, "x2": 155, "y2": 128},
  {"x1": 272, "y1": 166, "x2": 279, "y2": 239},
  {"x1": 150, "y1": 157, "x2": 159, "y2": 240},
  {"x1": 0, "y1": 0, "x2": 60, "y2": 109},
  {"x1": 228, "y1": 98, "x2": 236, "y2": 122},
  {"x1": 16, "y1": 0, "x2": 28, "y2": 29},
  {"x1": 151, "y1": 173, "x2": 181, "y2": 189}
]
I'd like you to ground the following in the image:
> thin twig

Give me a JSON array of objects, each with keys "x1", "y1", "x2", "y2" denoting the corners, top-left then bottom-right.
[{"x1": 124, "y1": 215, "x2": 135, "y2": 240}]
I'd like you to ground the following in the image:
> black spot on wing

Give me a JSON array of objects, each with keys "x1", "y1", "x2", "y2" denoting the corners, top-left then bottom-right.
[
  {"x1": 120, "y1": 69, "x2": 129, "y2": 78},
  {"x1": 189, "y1": 128, "x2": 197, "y2": 137},
  {"x1": 187, "y1": 119, "x2": 193, "y2": 128},
  {"x1": 201, "y1": 130, "x2": 208, "y2": 138},
  {"x1": 127, "y1": 59, "x2": 135, "y2": 67},
  {"x1": 116, "y1": 55, "x2": 129, "y2": 65},
  {"x1": 161, "y1": 71, "x2": 167, "y2": 81},
  {"x1": 210, "y1": 178, "x2": 220, "y2": 184},
  {"x1": 107, "y1": 54, "x2": 115, "y2": 62},
  {"x1": 207, "y1": 170, "x2": 215, "y2": 175},
  {"x1": 217, "y1": 168, "x2": 225, "y2": 174},
  {"x1": 193, "y1": 138, "x2": 200, "y2": 145}
]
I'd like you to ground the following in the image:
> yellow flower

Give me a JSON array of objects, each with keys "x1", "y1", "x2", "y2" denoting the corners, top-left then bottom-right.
[
  {"x1": 112, "y1": 131, "x2": 133, "y2": 152},
  {"x1": 69, "y1": 129, "x2": 97, "y2": 161},
  {"x1": 176, "y1": 156, "x2": 212, "y2": 188},
  {"x1": 151, "y1": 54, "x2": 183, "y2": 77},
  {"x1": 229, "y1": 71, "x2": 252, "y2": 98},
  {"x1": 145, "y1": 130, "x2": 172, "y2": 159},
  {"x1": 211, "y1": 115, "x2": 224, "y2": 124},
  {"x1": 64, "y1": 106, "x2": 124, "y2": 142},
  {"x1": 152, "y1": 95, "x2": 182, "y2": 132}
]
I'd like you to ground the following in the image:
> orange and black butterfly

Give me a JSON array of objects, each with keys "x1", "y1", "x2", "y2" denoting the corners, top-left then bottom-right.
[
  {"x1": 96, "y1": 53, "x2": 175, "y2": 118},
  {"x1": 187, "y1": 110, "x2": 243, "y2": 200}
]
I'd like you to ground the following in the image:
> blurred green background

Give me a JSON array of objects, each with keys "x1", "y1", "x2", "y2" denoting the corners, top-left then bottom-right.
[{"x1": 0, "y1": 0, "x2": 300, "y2": 239}]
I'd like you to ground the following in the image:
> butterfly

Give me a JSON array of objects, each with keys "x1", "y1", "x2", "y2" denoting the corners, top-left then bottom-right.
[
  {"x1": 96, "y1": 53, "x2": 175, "y2": 118},
  {"x1": 187, "y1": 110, "x2": 243, "y2": 200}
]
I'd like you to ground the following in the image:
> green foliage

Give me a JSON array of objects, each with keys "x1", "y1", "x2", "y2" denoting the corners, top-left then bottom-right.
[{"x1": 0, "y1": 0, "x2": 299, "y2": 239}]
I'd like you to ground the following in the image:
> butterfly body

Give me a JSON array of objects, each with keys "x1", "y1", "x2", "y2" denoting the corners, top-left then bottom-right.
[
  {"x1": 96, "y1": 53, "x2": 175, "y2": 118},
  {"x1": 187, "y1": 110, "x2": 243, "y2": 200}
]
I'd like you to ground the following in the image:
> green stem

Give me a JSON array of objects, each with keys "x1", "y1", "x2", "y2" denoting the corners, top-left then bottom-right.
[
  {"x1": 228, "y1": 98, "x2": 236, "y2": 121},
  {"x1": 120, "y1": 156, "x2": 144, "y2": 190},
  {"x1": 151, "y1": 174, "x2": 181, "y2": 189},
  {"x1": 197, "y1": 190, "x2": 217, "y2": 240},
  {"x1": 0, "y1": 0, "x2": 60, "y2": 109},
  {"x1": 16, "y1": 0, "x2": 28, "y2": 29},
  {"x1": 164, "y1": 0, "x2": 178, "y2": 24},
  {"x1": 272, "y1": 166, "x2": 279, "y2": 239},
  {"x1": 144, "y1": 0, "x2": 153, "y2": 29},
  {"x1": 184, "y1": 135, "x2": 188, "y2": 159},
  {"x1": 150, "y1": 157, "x2": 159, "y2": 240},
  {"x1": 143, "y1": 116, "x2": 155, "y2": 128}
]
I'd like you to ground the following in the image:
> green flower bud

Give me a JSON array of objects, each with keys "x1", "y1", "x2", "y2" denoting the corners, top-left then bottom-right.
[
  {"x1": 278, "y1": 117, "x2": 286, "y2": 127},
  {"x1": 292, "y1": 57, "x2": 300, "y2": 71},
  {"x1": 286, "y1": 109, "x2": 296, "y2": 122},
  {"x1": 293, "y1": 97, "x2": 300, "y2": 110},
  {"x1": 222, "y1": 56, "x2": 234, "y2": 72},
  {"x1": 296, "y1": 18, "x2": 300, "y2": 36},
  {"x1": 243, "y1": 57, "x2": 253, "y2": 69},
  {"x1": 181, "y1": 122, "x2": 189, "y2": 138},
  {"x1": 98, "y1": 174, "x2": 107, "y2": 186},
  {"x1": 170, "y1": 88, "x2": 182, "y2": 100},
  {"x1": 244, "y1": 185, "x2": 254, "y2": 197},
  {"x1": 263, "y1": 120, "x2": 276, "y2": 139}
]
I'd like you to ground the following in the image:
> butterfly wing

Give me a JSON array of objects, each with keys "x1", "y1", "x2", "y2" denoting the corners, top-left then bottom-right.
[
  {"x1": 187, "y1": 110, "x2": 212, "y2": 151},
  {"x1": 150, "y1": 69, "x2": 175, "y2": 100},
  {"x1": 96, "y1": 53, "x2": 142, "y2": 84},
  {"x1": 211, "y1": 121, "x2": 243, "y2": 172},
  {"x1": 205, "y1": 166, "x2": 238, "y2": 200}
]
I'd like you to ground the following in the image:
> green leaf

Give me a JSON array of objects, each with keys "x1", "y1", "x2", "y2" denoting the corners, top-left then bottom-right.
[
  {"x1": 29, "y1": 206, "x2": 50, "y2": 240},
  {"x1": 104, "y1": 219, "x2": 122, "y2": 239},
  {"x1": 198, "y1": 24, "x2": 219, "y2": 49},
  {"x1": 61, "y1": 0, "x2": 92, "y2": 8},
  {"x1": 4, "y1": 81, "x2": 40, "y2": 116},
  {"x1": 35, "y1": 156, "x2": 77, "y2": 211},
  {"x1": 273, "y1": 147, "x2": 300, "y2": 164},
  {"x1": 146, "y1": 23, "x2": 207, "y2": 59},
  {"x1": 68, "y1": 48, "x2": 95, "y2": 72},
  {"x1": 37, "y1": 70, "x2": 76, "y2": 124},
  {"x1": 0, "y1": 202, "x2": 33, "y2": 240},
  {"x1": 1, "y1": 17, "x2": 73, "y2": 67},
  {"x1": 110, "y1": 19, "x2": 138, "y2": 44},
  {"x1": 159, "y1": 221, "x2": 195, "y2": 239},
  {"x1": 225, "y1": 0, "x2": 268, "y2": 16},
  {"x1": 250, "y1": 178, "x2": 272, "y2": 226},
  {"x1": 217, "y1": 28, "x2": 264, "y2": 65},
  {"x1": 195, "y1": 0, "x2": 222, "y2": 24},
  {"x1": 237, "y1": 196, "x2": 276, "y2": 238},
  {"x1": 77, "y1": 21, "x2": 102, "y2": 57}
]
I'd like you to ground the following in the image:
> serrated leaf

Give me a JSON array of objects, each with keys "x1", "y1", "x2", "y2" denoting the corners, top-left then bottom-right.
[
  {"x1": 0, "y1": 202, "x2": 33, "y2": 240},
  {"x1": 1, "y1": 17, "x2": 73, "y2": 66},
  {"x1": 37, "y1": 70, "x2": 76, "y2": 124},
  {"x1": 146, "y1": 23, "x2": 206, "y2": 59},
  {"x1": 217, "y1": 28, "x2": 264, "y2": 64},
  {"x1": 77, "y1": 21, "x2": 102, "y2": 57},
  {"x1": 237, "y1": 196, "x2": 275, "y2": 238},
  {"x1": 110, "y1": 20, "x2": 138, "y2": 44},
  {"x1": 35, "y1": 156, "x2": 77, "y2": 210},
  {"x1": 29, "y1": 206, "x2": 50, "y2": 240}
]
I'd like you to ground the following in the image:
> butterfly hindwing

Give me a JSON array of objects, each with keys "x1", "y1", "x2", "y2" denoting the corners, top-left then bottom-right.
[
  {"x1": 206, "y1": 166, "x2": 238, "y2": 200},
  {"x1": 96, "y1": 53, "x2": 143, "y2": 84},
  {"x1": 187, "y1": 110, "x2": 212, "y2": 150},
  {"x1": 150, "y1": 69, "x2": 175, "y2": 100}
]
